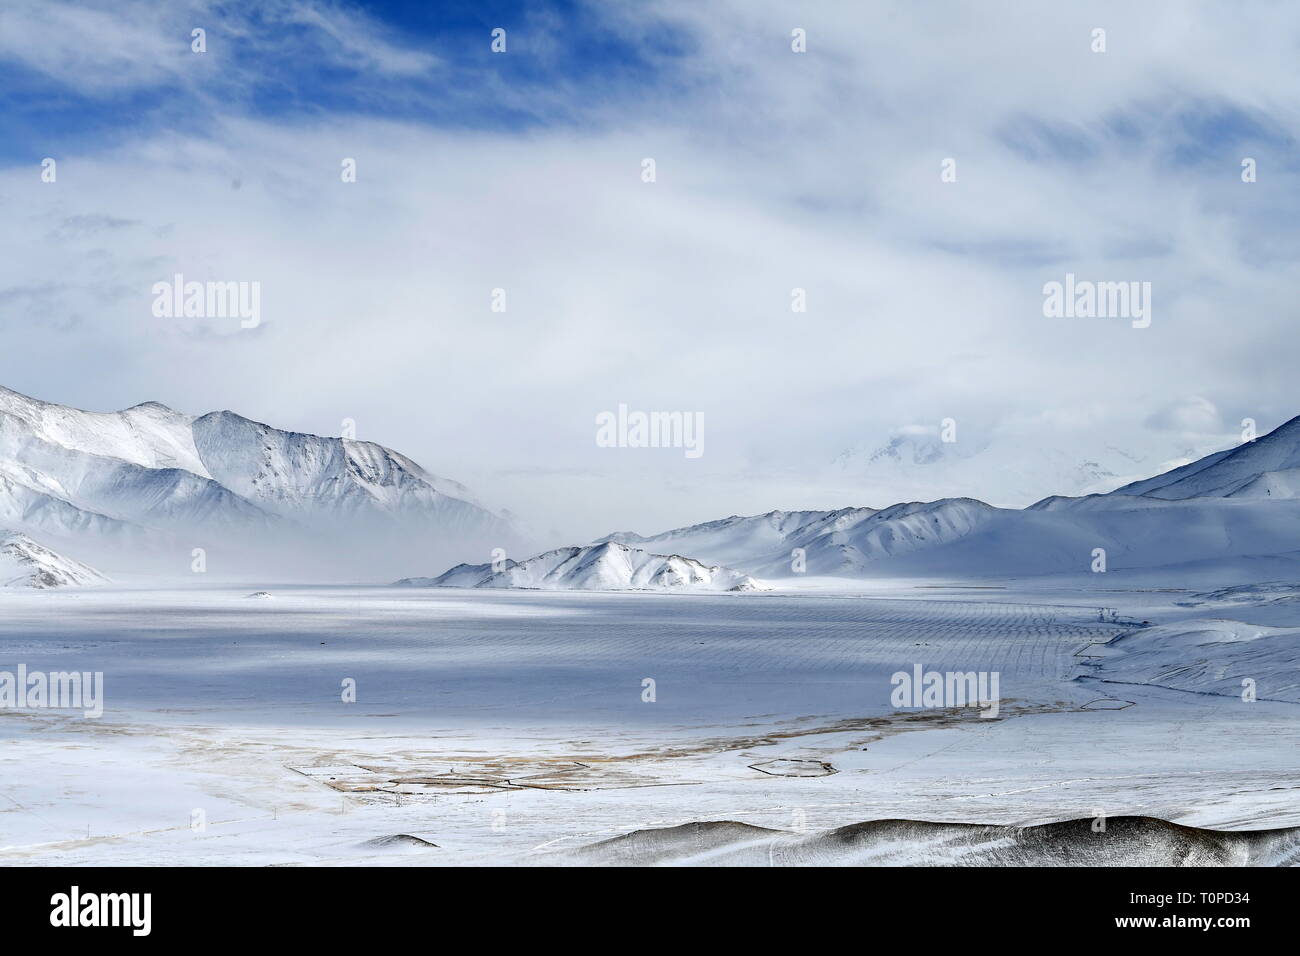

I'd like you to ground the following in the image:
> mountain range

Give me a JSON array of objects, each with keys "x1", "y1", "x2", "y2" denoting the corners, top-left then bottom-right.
[
  {"x1": 0, "y1": 385, "x2": 516, "y2": 579},
  {"x1": 5, "y1": 384, "x2": 1300, "y2": 588},
  {"x1": 595, "y1": 416, "x2": 1300, "y2": 582},
  {"x1": 1106, "y1": 415, "x2": 1300, "y2": 499},
  {"x1": 398, "y1": 541, "x2": 766, "y2": 592}
]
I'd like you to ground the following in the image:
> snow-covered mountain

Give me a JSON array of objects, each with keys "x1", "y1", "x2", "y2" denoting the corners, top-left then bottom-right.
[
  {"x1": 0, "y1": 531, "x2": 109, "y2": 588},
  {"x1": 599, "y1": 500, "x2": 997, "y2": 577},
  {"x1": 1105, "y1": 415, "x2": 1300, "y2": 500},
  {"x1": 599, "y1": 509, "x2": 871, "y2": 570},
  {"x1": 397, "y1": 541, "x2": 767, "y2": 592},
  {"x1": 12, "y1": 381, "x2": 1300, "y2": 585},
  {"x1": 188, "y1": 408, "x2": 498, "y2": 526},
  {"x1": 0, "y1": 389, "x2": 263, "y2": 540},
  {"x1": 605, "y1": 416, "x2": 1300, "y2": 581},
  {"x1": 0, "y1": 386, "x2": 516, "y2": 578}
]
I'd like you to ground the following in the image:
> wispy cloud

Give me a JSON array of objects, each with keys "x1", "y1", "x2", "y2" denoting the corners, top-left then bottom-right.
[{"x1": 0, "y1": 0, "x2": 1297, "y2": 537}]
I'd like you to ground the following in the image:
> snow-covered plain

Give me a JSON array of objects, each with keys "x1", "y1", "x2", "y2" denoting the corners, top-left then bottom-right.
[
  {"x1": 1, "y1": 581, "x2": 1296, "y2": 866},
  {"x1": 2, "y1": 396, "x2": 1299, "y2": 865}
]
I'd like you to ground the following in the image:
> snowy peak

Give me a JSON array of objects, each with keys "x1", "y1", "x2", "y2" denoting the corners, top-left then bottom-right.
[
  {"x1": 399, "y1": 541, "x2": 767, "y2": 592},
  {"x1": 0, "y1": 386, "x2": 207, "y2": 476},
  {"x1": 1108, "y1": 415, "x2": 1300, "y2": 500},
  {"x1": 602, "y1": 508, "x2": 848, "y2": 546},
  {"x1": 750, "y1": 498, "x2": 998, "y2": 576},
  {"x1": 596, "y1": 416, "x2": 1300, "y2": 582},
  {"x1": 600, "y1": 509, "x2": 872, "y2": 571},
  {"x1": 596, "y1": 499, "x2": 997, "y2": 578},
  {"x1": 189, "y1": 409, "x2": 500, "y2": 526},
  {"x1": 0, "y1": 403, "x2": 264, "y2": 538},
  {"x1": 0, "y1": 387, "x2": 513, "y2": 572},
  {"x1": 856, "y1": 429, "x2": 959, "y2": 467},
  {"x1": 0, "y1": 531, "x2": 109, "y2": 588}
]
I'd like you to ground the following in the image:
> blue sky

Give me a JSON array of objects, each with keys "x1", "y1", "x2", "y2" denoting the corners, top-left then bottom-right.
[
  {"x1": 0, "y1": 0, "x2": 698, "y2": 159},
  {"x1": 1, "y1": 1, "x2": 1298, "y2": 538}
]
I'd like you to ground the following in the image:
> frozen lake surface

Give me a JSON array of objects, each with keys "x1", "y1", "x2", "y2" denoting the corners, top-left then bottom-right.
[{"x1": 1, "y1": 585, "x2": 1297, "y2": 865}]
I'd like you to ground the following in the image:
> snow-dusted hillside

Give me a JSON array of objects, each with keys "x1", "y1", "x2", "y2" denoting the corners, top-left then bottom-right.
[
  {"x1": 0, "y1": 386, "x2": 515, "y2": 576},
  {"x1": 1107, "y1": 416, "x2": 1300, "y2": 500},
  {"x1": 0, "y1": 390, "x2": 267, "y2": 539},
  {"x1": 621, "y1": 495, "x2": 1300, "y2": 580},
  {"x1": 765, "y1": 499, "x2": 994, "y2": 576},
  {"x1": 600, "y1": 509, "x2": 875, "y2": 570},
  {"x1": 0, "y1": 531, "x2": 109, "y2": 588},
  {"x1": 398, "y1": 541, "x2": 767, "y2": 592},
  {"x1": 1176, "y1": 583, "x2": 1300, "y2": 610},
  {"x1": 603, "y1": 415, "x2": 1300, "y2": 581},
  {"x1": 189, "y1": 409, "x2": 498, "y2": 526},
  {"x1": 596, "y1": 499, "x2": 997, "y2": 577},
  {"x1": 1093, "y1": 619, "x2": 1300, "y2": 703}
]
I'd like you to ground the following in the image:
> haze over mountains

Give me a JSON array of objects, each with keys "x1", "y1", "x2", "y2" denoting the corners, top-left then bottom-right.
[
  {"x1": 597, "y1": 416, "x2": 1300, "y2": 583},
  {"x1": 5, "y1": 384, "x2": 1300, "y2": 588},
  {"x1": 1108, "y1": 415, "x2": 1300, "y2": 500},
  {"x1": 831, "y1": 423, "x2": 1222, "y2": 507},
  {"x1": 0, "y1": 386, "x2": 517, "y2": 580}
]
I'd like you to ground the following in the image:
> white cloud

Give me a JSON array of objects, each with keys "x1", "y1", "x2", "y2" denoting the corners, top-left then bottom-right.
[
  {"x1": 0, "y1": 0, "x2": 437, "y2": 98},
  {"x1": 1144, "y1": 396, "x2": 1224, "y2": 435},
  {"x1": 1, "y1": 0, "x2": 1298, "y2": 540}
]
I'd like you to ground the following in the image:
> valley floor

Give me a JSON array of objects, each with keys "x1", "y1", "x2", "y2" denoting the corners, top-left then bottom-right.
[{"x1": 0, "y1": 583, "x2": 1297, "y2": 865}]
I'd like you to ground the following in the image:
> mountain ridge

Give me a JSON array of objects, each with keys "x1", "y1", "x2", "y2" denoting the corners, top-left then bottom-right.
[
  {"x1": 0, "y1": 530, "x2": 109, "y2": 588},
  {"x1": 0, "y1": 386, "x2": 516, "y2": 578},
  {"x1": 398, "y1": 540, "x2": 767, "y2": 592},
  {"x1": 1105, "y1": 415, "x2": 1300, "y2": 500},
  {"x1": 590, "y1": 418, "x2": 1300, "y2": 580}
]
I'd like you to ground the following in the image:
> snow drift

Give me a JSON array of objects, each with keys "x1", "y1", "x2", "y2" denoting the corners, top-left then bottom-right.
[{"x1": 1091, "y1": 619, "x2": 1300, "y2": 703}]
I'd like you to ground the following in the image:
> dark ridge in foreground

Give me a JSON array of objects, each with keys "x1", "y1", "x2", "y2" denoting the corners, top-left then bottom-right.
[
  {"x1": 355, "y1": 833, "x2": 439, "y2": 851},
  {"x1": 572, "y1": 816, "x2": 1300, "y2": 867}
]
